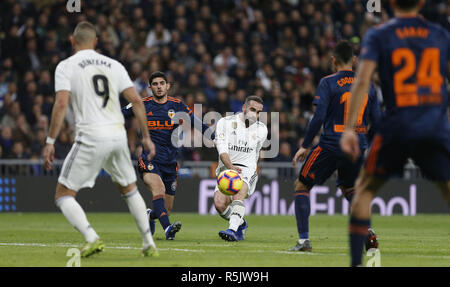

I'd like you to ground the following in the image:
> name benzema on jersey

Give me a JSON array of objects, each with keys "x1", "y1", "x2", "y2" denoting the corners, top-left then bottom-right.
[{"x1": 78, "y1": 58, "x2": 112, "y2": 69}]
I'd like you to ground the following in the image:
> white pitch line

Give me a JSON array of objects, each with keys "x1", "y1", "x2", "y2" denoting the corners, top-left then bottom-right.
[
  {"x1": 1, "y1": 242, "x2": 449, "y2": 260},
  {"x1": 0, "y1": 242, "x2": 205, "y2": 253}
]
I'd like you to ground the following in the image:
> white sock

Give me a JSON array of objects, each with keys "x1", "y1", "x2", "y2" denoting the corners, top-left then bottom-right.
[
  {"x1": 299, "y1": 239, "x2": 309, "y2": 244},
  {"x1": 122, "y1": 188, "x2": 156, "y2": 249},
  {"x1": 56, "y1": 196, "x2": 99, "y2": 243},
  {"x1": 220, "y1": 206, "x2": 231, "y2": 221},
  {"x1": 229, "y1": 200, "x2": 245, "y2": 232}
]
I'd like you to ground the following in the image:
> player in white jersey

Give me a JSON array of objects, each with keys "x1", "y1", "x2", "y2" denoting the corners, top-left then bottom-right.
[
  {"x1": 42, "y1": 22, "x2": 158, "y2": 257},
  {"x1": 213, "y1": 96, "x2": 268, "y2": 242}
]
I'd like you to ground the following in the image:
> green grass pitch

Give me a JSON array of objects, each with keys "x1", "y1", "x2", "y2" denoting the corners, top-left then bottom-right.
[{"x1": 0, "y1": 213, "x2": 449, "y2": 267}]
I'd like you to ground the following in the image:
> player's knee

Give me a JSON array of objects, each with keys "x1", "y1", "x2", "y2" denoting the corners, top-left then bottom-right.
[
  {"x1": 234, "y1": 182, "x2": 249, "y2": 201},
  {"x1": 118, "y1": 182, "x2": 137, "y2": 196},
  {"x1": 214, "y1": 191, "x2": 230, "y2": 213},
  {"x1": 54, "y1": 183, "x2": 76, "y2": 201},
  {"x1": 294, "y1": 179, "x2": 310, "y2": 192},
  {"x1": 355, "y1": 169, "x2": 384, "y2": 194}
]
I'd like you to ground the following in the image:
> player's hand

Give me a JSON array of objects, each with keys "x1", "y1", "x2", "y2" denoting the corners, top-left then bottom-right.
[
  {"x1": 340, "y1": 129, "x2": 360, "y2": 162},
  {"x1": 292, "y1": 147, "x2": 310, "y2": 167},
  {"x1": 229, "y1": 165, "x2": 242, "y2": 174},
  {"x1": 43, "y1": 144, "x2": 55, "y2": 171},
  {"x1": 142, "y1": 137, "x2": 156, "y2": 161}
]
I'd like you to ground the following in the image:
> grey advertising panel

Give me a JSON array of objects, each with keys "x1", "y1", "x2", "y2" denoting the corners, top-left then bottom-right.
[{"x1": 1, "y1": 175, "x2": 448, "y2": 214}]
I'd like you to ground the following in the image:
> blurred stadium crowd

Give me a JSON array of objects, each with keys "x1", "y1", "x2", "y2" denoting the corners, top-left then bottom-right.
[{"x1": 0, "y1": 0, "x2": 448, "y2": 163}]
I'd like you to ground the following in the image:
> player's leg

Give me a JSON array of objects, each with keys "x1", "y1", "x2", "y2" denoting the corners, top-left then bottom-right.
[
  {"x1": 165, "y1": 194, "x2": 175, "y2": 215},
  {"x1": 349, "y1": 134, "x2": 394, "y2": 266},
  {"x1": 55, "y1": 141, "x2": 104, "y2": 257},
  {"x1": 142, "y1": 173, "x2": 173, "y2": 233},
  {"x1": 410, "y1": 138, "x2": 450, "y2": 205},
  {"x1": 103, "y1": 139, "x2": 158, "y2": 256},
  {"x1": 218, "y1": 182, "x2": 249, "y2": 242},
  {"x1": 337, "y1": 151, "x2": 378, "y2": 250},
  {"x1": 339, "y1": 184, "x2": 378, "y2": 250},
  {"x1": 214, "y1": 188, "x2": 232, "y2": 220},
  {"x1": 55, "y1": 183, "x2": 104, "y2": 257},
  {"x1": 229, "y1": 182, "x2": 249, "y2": 230},
  {"x1": 234, "y1": 171, "x2": 257, "y2": 241},
  {"x1": 349, "y1": 169, "x2": 385, "y2": 266},
  {"x1": 289, "y1": 179, "x2": 312, "y2": 251},
  {"x1": 116, "y1": 183, "x2": 158, "y2": 257},
  {"x1": 161, "y1": 172, "x2": 181, "y2": 240},
  {"x1": 290, "y1": 145, "x2": 335, "y2": 252}
]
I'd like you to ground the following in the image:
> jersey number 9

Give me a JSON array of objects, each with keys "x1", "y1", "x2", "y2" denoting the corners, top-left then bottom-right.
[{"x1": 92, "y1": 74, "x2": 110, "y2": 108}]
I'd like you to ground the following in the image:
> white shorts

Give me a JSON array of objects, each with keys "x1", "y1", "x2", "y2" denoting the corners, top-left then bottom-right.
[
  {"x1": 215, "y1": 165, "x2": 258, "y2": 199},
  {"x1": 58, "y1": 137, "x2": 136, "y2": 191}
]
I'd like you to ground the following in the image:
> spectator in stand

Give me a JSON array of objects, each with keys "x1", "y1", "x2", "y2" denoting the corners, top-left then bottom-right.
[{"x1": 0, "y1": 0, "x2": 445, "y2": 162}]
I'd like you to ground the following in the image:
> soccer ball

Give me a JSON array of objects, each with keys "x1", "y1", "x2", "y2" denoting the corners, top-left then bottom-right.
[{"x1": 217, "y1": 169, "x2": 243, "y2": 196}]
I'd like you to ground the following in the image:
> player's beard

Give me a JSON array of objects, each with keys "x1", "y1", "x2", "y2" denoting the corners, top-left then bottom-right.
[
  {"x1": 243, "y1": 111, "x2": 257, "y2": 127},
  {"x1": 153, "y1": 89, "x2": 167, "y2": 100}
]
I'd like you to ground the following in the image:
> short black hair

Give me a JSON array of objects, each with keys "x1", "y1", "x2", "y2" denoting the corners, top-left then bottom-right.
[
  {"x1": 148, "y1": 71, "x2": 168, "y2": 85},
  {"x1": 395, "y1": 0, "x2": 420, "y2": 11},
  {"x1": 245, "y1": 95, "x2": 264, "y2": 106},
  {"x1": 333, "y1": 40, "x2": 353, "y2": 65}
]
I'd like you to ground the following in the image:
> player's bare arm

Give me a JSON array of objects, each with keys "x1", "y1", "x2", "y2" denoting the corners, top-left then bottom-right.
[
  {"x1": 122, "y1": 87, "x2": 155, "y2": 160},
  {"x1": 219, "y1": 152, "x2": 242, "y2": 174},
  {"x1": 43, "y1": 90, "x2": 70, "y2": 171},
  {"x1": 340, "y1": 59, "x2": 377, "y2": 162}
]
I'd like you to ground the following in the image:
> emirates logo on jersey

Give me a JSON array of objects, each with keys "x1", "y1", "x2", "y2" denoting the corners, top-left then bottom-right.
[{"x1": 228, "y1": 142, "x2": 254, "y2": 153}]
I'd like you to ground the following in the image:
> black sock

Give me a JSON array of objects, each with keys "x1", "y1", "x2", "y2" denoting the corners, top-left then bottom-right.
[
  {"x1": 295, "y1": 190, "x2": 310, "y2": 239},
  {"x1": 153, "y1": 197, "x2": 171, "y2": 230},
  {"x1": 349, "y1": 216, "x2": 370, "y2": 266}
]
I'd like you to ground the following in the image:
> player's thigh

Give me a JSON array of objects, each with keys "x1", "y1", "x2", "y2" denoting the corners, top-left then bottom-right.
[
  {"x1": 364, "y1": 134, "x2": 407, "y2": 178},
  {"x1": 103, "y1": 138, "x2": 137, "y2": 189},
  {"x1": 233, "y1": 181, "x2": 249, "y2": 201},
  {"x1": 161, "y1": 166, "x2": 178, "y2": 196},
  {"x1": 142, "y1": 171, "x2": 166, "y2": 196},
  {"x1": 214, "y1": 187, "x2": 232, "y2": 212},
  {"x1": 350, "y1": 168, "x2": 387, "y2": 219},
  {"x1": 410, "y1": 138, "x2": 450, "y2": 182},
  {"x1": 298, "y1": 145, "x2": 337, "y2": 188},
  {"x1": 54, "y1": 182, "x2": 77, "y2": 201},
  {"x1": 337, "y1": 151, "x2": 365, "y2": 189},
  {"x1": 239, "y1": 168, "x2": 257, "y2": 199},
  {"x1": 294, "y1": 179, "x2": 310, "y2": 192},
  {"x1": 58, "y1": 141, "x2": 104, "y2": 192}
]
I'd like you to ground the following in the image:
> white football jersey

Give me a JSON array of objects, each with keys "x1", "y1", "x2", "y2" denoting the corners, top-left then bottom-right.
[
  {"x1": 54, "y1": 49, "x2": 133, "y2": 144},
  {"x1": 215, "y1": 113, "x2": 268, "y2": 172}
]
